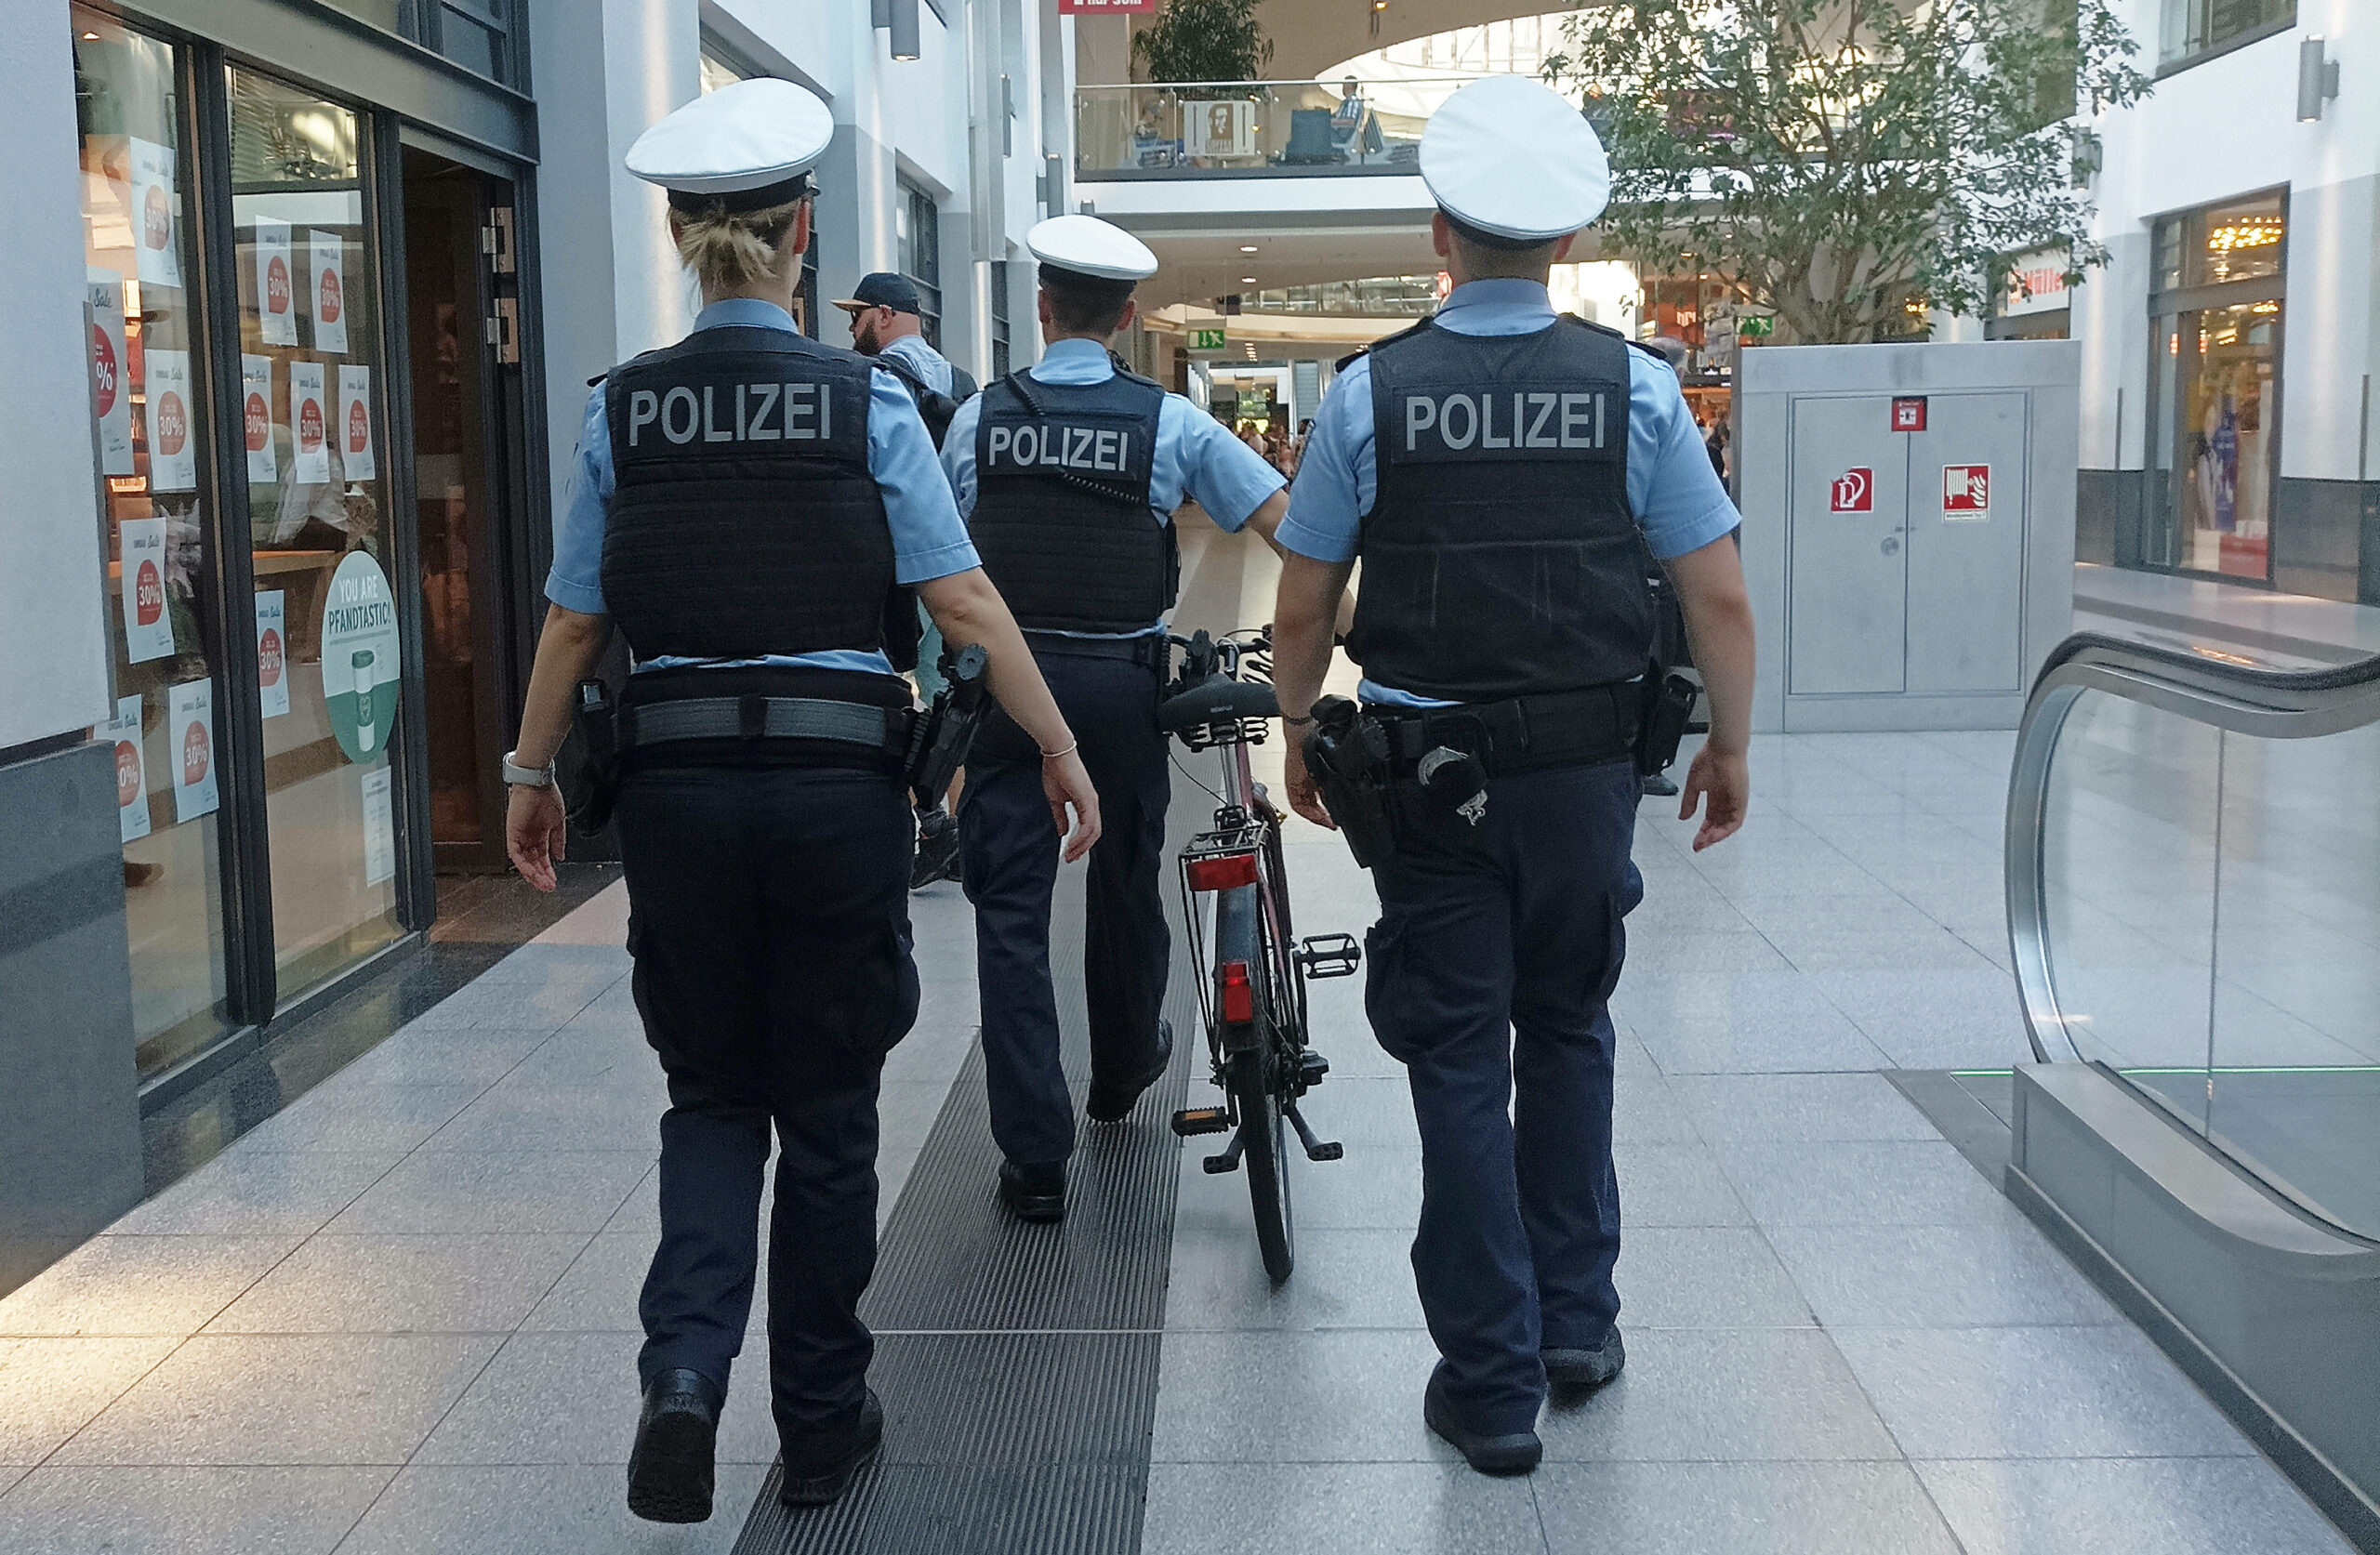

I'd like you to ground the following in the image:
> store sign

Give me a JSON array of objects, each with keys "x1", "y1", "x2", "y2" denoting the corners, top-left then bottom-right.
[
  {"x1": 321, "y1": 550, "x2": 400, "y2": 764},
  {"x1": 1943, "y1": 463, "x2": 1990, "y2": 517},
  {"x1": 1057, "y1": 0, "x2": 1156, "y2": 10},
  {"x1": 168, "y1": 678, "x2": 219, "y2": 823},
  {"x1": 255, "y1": 217, "x2": 297, "y2": 347},
  {"x1": 88, "y1": 271, "x2": 134, "y2": 475},
  {"x1": 257, "y1": 590, "x2": 289, "y2": 718},
  {"x1": 119, "y1": 514, "x2": 175, "y2": 664},
  {"x1": 144, "y1": 349, "x2": 198, "y2": 493},
  {"x1": 106, "y1": 695, "x2": 150, "y2": 844},
  {"x1": 289, "y1": 361, "x2": 329, "y2": 484},
  {"x1": 2003, "y1": 248, "x2": 2070, "y2": 319},
  {"x1": 1192, "y1": 326, "x2": 1228, "y2": 351},
  {"x1": 242, "y1": 355, "x2": 278, "y2": 484},
  {"x1": 127, "y1": 137, "x2": 184, "y2": 289},
  {"x1": 1891, "y1": 396, "x2": 1927, "y2": 433},
  {"x1": 1184, "y1": 99, "x2": 1256, "y2": 160},
  {"x1": 310, "y1": 230, "x2": 347, "y2": 354},
  {"x1": 338, "y1": 364, "x2": 375, "y2": 480},
  {"x1": 1831, "y1": 468, "x2": 1874, "y2": 513}
]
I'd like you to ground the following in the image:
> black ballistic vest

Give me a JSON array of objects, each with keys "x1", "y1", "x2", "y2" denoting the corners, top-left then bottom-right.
[
  {"x1": 1348, "y1": 316, "x2": 1654, "y2": 702},
  {"x1": 600, "y1": 326, "x2": 894, "y2": 662},
  {"x1": 971, "y1": 368, "x2": 1177, "y2": 634}
]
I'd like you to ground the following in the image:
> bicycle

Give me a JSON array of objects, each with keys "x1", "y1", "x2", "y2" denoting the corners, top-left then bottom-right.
[{"x1": 1157, "y1": 627, "x2": 1360, "y2": 1285}]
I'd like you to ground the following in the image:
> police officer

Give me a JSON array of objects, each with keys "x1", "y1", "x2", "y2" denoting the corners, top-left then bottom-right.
[
  {"x1": 499, "y1": 81, "x2": 1101, "y2": 1522},
  {"x1": 940, "y1": 214, "x2": 1291, "y2": 1223},
  {"x1": 1267, "y1": 76, "x2": 1756, "y2": 1475}
]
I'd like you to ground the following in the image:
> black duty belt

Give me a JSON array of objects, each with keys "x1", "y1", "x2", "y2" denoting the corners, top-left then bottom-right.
[
  {"x1": 618, "y1": 694, "x2": 911, "y2": 764},
  {"x1": 1375, "y1": 683, "x2": 1640, "y2": 778},
  {"x1": 1023, "y1": 629, "x2": 1169, "y2": 668}
]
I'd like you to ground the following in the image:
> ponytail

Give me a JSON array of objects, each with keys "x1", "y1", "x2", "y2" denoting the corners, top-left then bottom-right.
[{"x1": 672, "y1": 199, "x2": 804, "y2": 293}]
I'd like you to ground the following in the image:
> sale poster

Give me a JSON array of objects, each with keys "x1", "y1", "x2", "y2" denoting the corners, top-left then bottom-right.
[
  {"x1": 168, "y1": 678, "x2": 219, "y2": 823},
  {"x1": 88, "y1": 270, "x2": 134, "y2": 475},
  {"x1": 362, "y1": 767, "x2": 396, "y2": 886},
  {"x1": 257, "y1": 590, "x2": 289, "y2": 718},
  {"x1": 337, "y1": 364, "x2": 375, "y2": 480},
  {"x1": 119, "y1": 515, "x2": 175, "y2": 664},
  {"x1": 241, "y1": 355, "x2": 278, "y2": 484},
  {"x1": 254, "y1": 216, "x2": 297, "y2": 346},
  {"x1": 144, "y1": 349, "x2": 199, "y2": 493},
  {"x1": 106, "y1": 695, "x2": 151, "y2": 845},
  {"x1": 309, "y1": 230, "x2": 347, "y2": 354},
  {"x1": 289, "y1": 360, "x2": 329, "y2": 483},
  {"x1": 127, "y1": 137, "x2": 183, "y2": 289}
]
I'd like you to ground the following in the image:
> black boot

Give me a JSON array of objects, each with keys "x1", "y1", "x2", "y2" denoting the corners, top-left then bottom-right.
[
  {"x1": 910, "y1": 803, "x2": 962, "y2": 889},
  {"x1": 1543, "y1": 1327, "x2": 1626, "y2": 1401},
  {"x1": 627, "y1": 1366, "x2": 723, "y2": 1523},
  {"x1": 1086, "y1": 1019, "x2": 1173, "y2": 1123},
  {"x1": 1423, "y1": 1364, "x2": 1541, "y2": 1476},
  {"x1": 778, "y1": 1388, "x2": 885, "y2": 1508},
  {"x1": 998, "y1": 1158, "x2": 1065, "y2": 1223}
]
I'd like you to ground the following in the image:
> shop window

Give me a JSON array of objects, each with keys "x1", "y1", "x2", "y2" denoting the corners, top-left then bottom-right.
[
  {"x1": 2159, "y1": 0, "x2": 2294, "y2": 71},
  {"x1": 73, "y1": 10, "x2": 234, "y2": 1076},
  {"x1": 897, "y1": 180, "x2": 942, "y2": 350},
  {"x1": 227, "y1": 66, "x2": 406, "y2": 1002}
]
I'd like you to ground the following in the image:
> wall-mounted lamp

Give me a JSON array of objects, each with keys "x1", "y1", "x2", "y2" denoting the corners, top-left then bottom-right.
[
  {"x1": 1369, "y1": 0, "x2": 1386, "y2": 41},
  {"x1": 872, "y1": 0, "x2": 921, "y2": 61},
  {"x1": 2298, "y1": 35, "x2": 2340, "y2": 122}
]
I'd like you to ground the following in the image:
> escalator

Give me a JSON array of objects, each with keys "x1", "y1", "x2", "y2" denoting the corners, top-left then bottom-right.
[{"x1": 2003, "y1": 631, "x2": 2380, "y2": 1549}]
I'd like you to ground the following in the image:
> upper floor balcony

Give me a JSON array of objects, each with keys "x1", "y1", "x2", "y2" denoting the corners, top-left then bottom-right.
[{"x1": 1074, "y1": 78, "x2": 1473, "y2": 181}]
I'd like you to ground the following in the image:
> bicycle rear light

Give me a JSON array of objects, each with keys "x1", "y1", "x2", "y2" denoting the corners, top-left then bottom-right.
[
  {"x1": 1185, "y1": 852, "x2": 1259, "y2": 893},
  {"x1": 1220, "y1": 960, "x2": 1254, "y2": 1024}
]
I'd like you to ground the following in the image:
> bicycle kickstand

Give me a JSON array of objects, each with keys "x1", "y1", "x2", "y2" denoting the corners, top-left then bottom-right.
[
  {"x1": 1283, "y1": 1101, "x2": 1343, "y2": 1163},
  {"x1": 1202, "y1": 1130, "x2": 1247, "y2": 1175}
]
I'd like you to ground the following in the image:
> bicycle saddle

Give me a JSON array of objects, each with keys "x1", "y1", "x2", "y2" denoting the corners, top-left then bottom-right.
[{"x1": 1157, "y1": 674, "x2": 1279, "y2": 731}]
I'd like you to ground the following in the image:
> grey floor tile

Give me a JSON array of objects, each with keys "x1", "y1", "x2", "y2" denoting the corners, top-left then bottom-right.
[
  {"x1": 1614, "y1": 1143, "x2": 1751, "y2": 1227},
  {"x1": 1668, "y1": 1074, "x2": 1942, "y2": 1143},
  {"x1": 0, "y1": 1337, "x2": 180, "y2": 1463},
  {"x1": 333, "y1": 1462, "x2": 764, "y2": 1554},
  {"x1": 1622, "y1": 974, "x2": 1894, "y2": 1075},
  {"x1": 324, "y1": 1152, "x2": 650, "y2": 1235},
  {"x1": 0, "y1": 1235, "x2": 301, "y2": 1337},
  {"x1": 238, "y1": 1084, "x2": 489, "y2": 1153},
  {"x1": 1538, "y1": 1328, "x2": 1897, "y2": 1461},
  {"x1": 111, "y1": 1152, "x2": 403, "y2": 1237},
  {"x1": 1712, "y1": 1140, "x2": 2017, "y2": 1226},
  {"x1": 1151, "y1": 1329, "x2": 1450, "y2": 1462},
  {"x1": 1534, "y1": 1460, "x2": 1964, "y2": 1555},
  {"x1": 1610, "y1": 1076, "x2": 1705, "y2": 1143},
  {"x1": 1622, "y1": 929, "x2": 1798, "y2": 978},
  {"x1": 416, "y1": 1331, "x2": 781, "y2": 1466},
  {"x1": 603, "y1": 1166, "x2": 661, "y2": 1237},
  {"x1": 0, "y1": 1466, "x2": 393, "y2": 1555},
  {"x1": 517, "y1": 1234, "x2": 652, "y2": 1333},
  {"x1": 1618, "y1": 1228, "x2": 1814, "y2": 1328},
  {"x1": 335, "y1": 1024, "x2": 552, "y2": 1087},
  {"x1": 1164, "y1": 1223, "x2": 1425, "y2": 1331},
  {"x1": 1834, "y1": 1325, "x2": 2255, "y2": 1459},
  {"x1": 1805, "y1": 967, "x2": 2033, "y2": 1069},
  {"x1": 1915, "y1": 1456, "x2": 2357, "y2": 1555},
  {"x1": 204, "y1": 1234, "x2": 588, "y2": 1335},
  {"x1": 1764, "y1": 1222, "x2": 2120, "y2": 1328},
  {"x1": 1767, "y1": 926, "x2": 1998, "y2": 973},
  {"x1": 419, "y1": 1075, "x2": 663, "y2": 1153},
  {"x1": 55, "y1": 1334, "x2": 501, "y2": 1465},
  {"x1": 0, "y1": 1466, "x2": 21, "y2": 1500},
  {"x1": 1140, "y1": 1462, "x2": 1544, "y2": 1555},
  {"x1": 878, "y1": 1079, "x2": 957, "y2": 1151}
]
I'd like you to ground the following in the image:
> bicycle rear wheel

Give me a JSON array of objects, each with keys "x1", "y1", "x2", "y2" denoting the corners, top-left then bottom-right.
[{"x1": 1214, "y1": 881, "x2": 1293, "y2": 1283}]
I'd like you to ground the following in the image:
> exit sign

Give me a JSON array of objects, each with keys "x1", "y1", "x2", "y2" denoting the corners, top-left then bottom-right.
[
  {"x1": 1738, "y1": 315, "x2": 1775, "y2": 337},
  {"x1": 1192, "y1": 326, "x2": 1227, "y2": 350}
]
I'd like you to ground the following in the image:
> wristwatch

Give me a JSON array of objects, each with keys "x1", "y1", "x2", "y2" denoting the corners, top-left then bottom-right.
[{"x1": 501, "y1": 749, "x2": 556, "y2": 789}]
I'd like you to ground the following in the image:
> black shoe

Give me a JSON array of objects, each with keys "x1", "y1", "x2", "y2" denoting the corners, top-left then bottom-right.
[
  {"x1": 1423, "y1": 1365, "x2": 1541, "y2": 1476},
  {"x1": 1085, "y1": 1019, "x2": 1173, "y2": 1123},
  {"x1": 1543, "y1": 1327, "x2": 1626, "y2": 1399},
  {"x1": 998, "y1": 1158, "x2": 1066, "y2": 1223},
  {"x1": 910, "y1": 806, "x2": 962, "y2": 889},
  {"x1": 778, "y1": 1388, "x2": 884, "y2": 1509},
  {"x1": 627, "y1": 1366, "x2": 723, "y2": 1523},
  {"x1": 1641, "y1": 772, "x2": 1679, "y2": 797}
]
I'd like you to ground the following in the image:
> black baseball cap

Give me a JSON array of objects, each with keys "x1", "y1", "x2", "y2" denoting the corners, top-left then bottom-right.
[{"x1": 832, "y1": 272, "x2": 923, "y2": 316}]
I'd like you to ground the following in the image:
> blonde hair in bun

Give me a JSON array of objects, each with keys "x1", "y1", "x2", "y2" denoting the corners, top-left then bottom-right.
[{"x1": 672, "y1": 198, "x2": 805, "y2": 293}]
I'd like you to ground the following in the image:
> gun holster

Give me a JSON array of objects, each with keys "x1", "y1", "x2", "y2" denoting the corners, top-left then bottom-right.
[
  {"x1": 904, "y1": 641, "x2": 990, "y2": 806},
  {"x1": 1302, "y1": 696, "x2": 1398, "y2": 870},
  {"x1": 1635, "y1": 671, "x2": 1699, "y2": 778},
  {"x1": 563, "y1": 678, "x2": 621, "y2": 837}
]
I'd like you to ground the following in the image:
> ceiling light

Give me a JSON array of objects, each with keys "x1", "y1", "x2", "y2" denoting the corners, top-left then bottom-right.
[
  {"x1": 1241, "y1": 277, "x2": 1259, "y2": 285},
  {"x1": 1240, "y1": 245, "x2": 1258, "y2": 254}
]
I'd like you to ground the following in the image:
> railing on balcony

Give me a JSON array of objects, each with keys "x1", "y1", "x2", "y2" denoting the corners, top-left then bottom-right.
[{"x1": 1074, "y1": 79, "x2": 1473, "y2": 180}]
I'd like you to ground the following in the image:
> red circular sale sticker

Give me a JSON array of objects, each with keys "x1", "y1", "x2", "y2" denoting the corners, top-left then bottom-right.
[
  {"x1": 319, "y1": 266, "x2": 342, "y2": 323},
  {"x1": 154, "y1": 390, "x2": 188, "y2": 456},
  {"x1": 265, "y1": 255, "x2": 290, "y2": 315},
  {"x1": 181, "y1": 720, "x2": 211, "y2": 785},
  {"x1": 348, "y1": 398, "x2": 369, "y2": 453},
  {"x1": 245, "y1": 392, "x2": 270, "y2": 452},
  {"x1": 258, "y1": 626, "x2": 284, "y2": 687},
  {"x1": 115, "y1": 741, "x2": 141, "y2": 807},
  {"x1": 134, "y1": 559, "x2": 165, "y2": 626},
  {"x1": 92, "y1": 327, "x2": 119, "y2": 415},
  {"x1": 298, "y1": 397, "x2": 324, "y2": 452},
  {"x1": 143, "y1": 183, "x2": 172, "y2": 250}
]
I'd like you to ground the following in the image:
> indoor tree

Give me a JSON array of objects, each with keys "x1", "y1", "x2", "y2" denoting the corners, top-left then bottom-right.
[
  {"x1": 1543, "y1": 0, "x2": 2152, "y2": 343},
  {"x1": 1131, "y1": 0, "x2": 1274, "y2": 85}
]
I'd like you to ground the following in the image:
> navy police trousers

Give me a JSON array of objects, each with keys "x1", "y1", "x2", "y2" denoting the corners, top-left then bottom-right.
[
  {"x1": 615, "y1": 765, "x2": 919, "y2": 1442},
  {"x1": 1365, "y1": 757, "x2": 1642, "y2": 1434}
]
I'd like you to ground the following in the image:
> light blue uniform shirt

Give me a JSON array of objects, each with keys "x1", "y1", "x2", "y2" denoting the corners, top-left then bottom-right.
[
  {"x1": 942, "y1": 337, "x2": 1286, "y2": 639},
  {"x1": 1279, "y1": 279, "x2": 1742, "y2": 705},
  {"x1": 545, "y1": 298, "x2": 981, "y2": 677},
  {"x1": 880, "y1": 333, "x2": 956, "y2": 396}
]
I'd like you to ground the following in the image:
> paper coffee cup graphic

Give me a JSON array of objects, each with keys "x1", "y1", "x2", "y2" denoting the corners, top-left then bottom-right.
[{"x1": 321, "y1": 551, "x2": 400, "y2": 764}]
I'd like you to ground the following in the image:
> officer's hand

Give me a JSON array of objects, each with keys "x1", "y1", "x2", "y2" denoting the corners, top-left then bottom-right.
[
  {"x1": 507, "y1": 783, "x2": 568, "y2": 891},
  {"x1": 1282, "y1": 735, "x2": 1336, "y2": 830},
  {"x1": 1679, "y1": 743, "x2": 1749, "y2": 851},
  {"x1": 1043, "y1": 748, "x2": 1103, "y2": 862}
]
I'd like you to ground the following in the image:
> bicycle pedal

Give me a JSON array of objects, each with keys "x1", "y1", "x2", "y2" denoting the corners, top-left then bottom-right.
[
  {"x1": 1297, "y1": 1050, "x2": 1330, "y2": 1088},
  {"x1": 1201, "y1": 1153, "x2": 1241, "y2": 1174},
  {"x1": 1171, "y1": 1107, "x2": 1231, "y2": 1138},
  {"x1": 1294, "y1": 933, "x2": 1361, "y2": 980},
  {"x1": 1305, "y1": 1140, "x2": 1344, "y2": 1163}
]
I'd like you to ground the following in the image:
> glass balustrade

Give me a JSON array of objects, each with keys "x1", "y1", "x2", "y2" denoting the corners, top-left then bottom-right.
[{"x1": 1075, "y1": 80, "x2": 1473, "y2": 179}]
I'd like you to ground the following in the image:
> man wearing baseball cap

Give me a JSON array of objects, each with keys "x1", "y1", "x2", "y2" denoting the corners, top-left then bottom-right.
[{"x1": 833, "y1": 271, "x2": 978, "y2": 402}]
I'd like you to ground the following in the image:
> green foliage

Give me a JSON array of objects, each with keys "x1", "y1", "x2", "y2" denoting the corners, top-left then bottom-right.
[
  {"x1": 1131, "y1": 0, "x2": 1274, "y2": 85},
  {"x1": 1543, "y1": 0, "x2": 2151, "y2": 343}
]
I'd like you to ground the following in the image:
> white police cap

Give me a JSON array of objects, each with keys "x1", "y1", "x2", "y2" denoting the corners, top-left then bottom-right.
[
  {"x1": 626, "y1": 78, "x2": 835, "y2": 214},
  {"x1": 1025, "y1": 214, "x2": 1158, "y2": 283},
  {"x1": 1421, "y1": 75, "x2": 1611, "y2": 243}
]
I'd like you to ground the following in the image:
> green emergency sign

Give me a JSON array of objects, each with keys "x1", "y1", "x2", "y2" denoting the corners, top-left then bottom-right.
[
  {"x1": 1737, "y1": 315, "x2": 1776, "y2": 338},
  {"x1": 1192, "y1": 326, "x2": 1228, "y2": 350}
]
